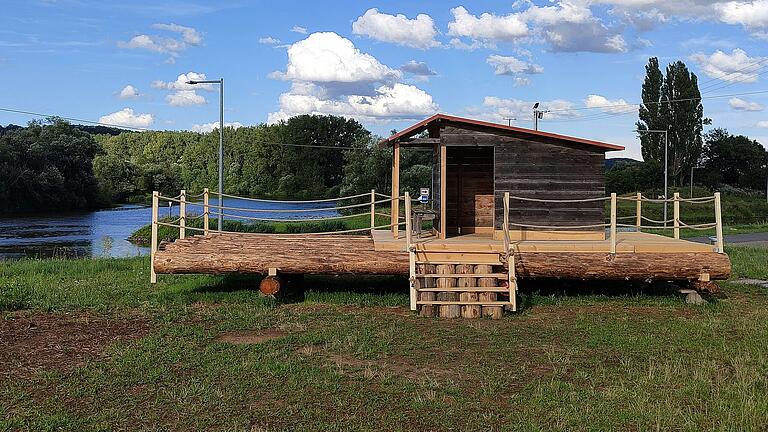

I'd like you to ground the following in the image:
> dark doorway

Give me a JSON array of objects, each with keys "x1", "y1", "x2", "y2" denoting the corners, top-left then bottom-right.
[{"x1": 445, "y1": 146, "x2": 494, "y2": 235}]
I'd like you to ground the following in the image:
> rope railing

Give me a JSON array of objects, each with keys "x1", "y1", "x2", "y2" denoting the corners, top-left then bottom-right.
[
  {"x1": 212, "y1": 190, "x2": 371, "y2": 204},
  {"x1": 157, "y1": 194, "x2": 393, "y2": 213}
]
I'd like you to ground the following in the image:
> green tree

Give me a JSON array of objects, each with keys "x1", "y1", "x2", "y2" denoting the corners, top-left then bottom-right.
[
  {"x1": 637, "y1": 58, "x2": 708, "y2": 186},
  {"x1": 700, "y1": 128, "x2": 767, "y2": 190}
]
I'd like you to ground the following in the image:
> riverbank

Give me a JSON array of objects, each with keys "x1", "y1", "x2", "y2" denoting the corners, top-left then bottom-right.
[{"x1": 1, "y1": 246, "x2": 767, "y2": 430}]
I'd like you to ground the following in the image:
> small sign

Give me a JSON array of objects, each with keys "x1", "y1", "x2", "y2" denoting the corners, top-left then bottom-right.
[{"x1": 418, "y1": 188, "x2": 430, "y2": 204}]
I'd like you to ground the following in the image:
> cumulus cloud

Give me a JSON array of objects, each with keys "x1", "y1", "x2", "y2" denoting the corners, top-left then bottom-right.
[
  {"x1": 99, "y1": 108, "x2": 154, "y2": 128},
  {"x1": 153, "y1": 71, "x2": 214, "y2": 107},
  {"x1": 191, "y1": 121, "x2": 245, "y2": 133},
  {"x1": 400, "y1": 60, "x2": 437, "y2": 77},
  {"x1": 290, "y1": 25, "x2": 308, "y2": 34},
  {"x1": 268, "y1": 32, "x2": 437, "y2": 123},
  {"x1": 716, "y1": 1, "x2": 768, "y2": 31},
  {"x1": 118, "y1": 23, "x2": 202, "y2": 62},
  {"x1": 259, "y1": 36, "x2": 281, "y2": 45},
  {"x1": 447, "y1": 6, "x2": 529, "y2": 43},
  {"x1": 118, "y1": 85, "x2": 140, "y2": 99},
  {"x1": 729, "y1": 97, "x2": 764, "y2": 111},
  {"x1": 691, "y1": 49, "x2": 766, "y2": 82},
  {"x1": 480, "y1": 96, "x2": 579, "y2": 122},
  {"x1": 486, "y1": 54, "x2": 543, "y2": 75},
  {"x1": 584, "y1": 94, "x2": 638, "y2": 113},
  {"x1": 757, "y1": 120, "x2": 768, "y2": 127},
  {"x1": 352, "y1": 8, "x2": 440, "y2": 49}
]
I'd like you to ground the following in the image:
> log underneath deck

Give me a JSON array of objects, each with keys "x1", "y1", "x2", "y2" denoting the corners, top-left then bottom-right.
[{"x1": 153, "y1": 233, "x2": 731, "y2": 281}]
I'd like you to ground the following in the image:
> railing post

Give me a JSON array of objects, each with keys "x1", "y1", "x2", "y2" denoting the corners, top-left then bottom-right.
[
  {"x1": 203, "y1": 188, "x2": 209, "y2": 236},
  {"x1": 714, "y1": 192, "x2": 724, "y2": 253},
  {"x1": 179, "y1": 189, "x2": 186, "y2": 240},
  {"x1": 150, "y1": 191, "x2": 159, "y2": 284},
  {"x1": 610, "y1": 192, "x2": 617, "y2": 254},
  {"x1": 405, "y1": 192, "x2": 416, "y2": 311},
  {"x1": 370, "y1": 189, "x2": 375, "y2": 232},
  {"x1": 635, "y1": 192, "x2": 642, "y2": 232},
  {"x1": 673, "y1": 192, "x2": 680, "y2": 240},
  {"x1": 503, "y1": 192, "x2": 510, "y2": 253}
]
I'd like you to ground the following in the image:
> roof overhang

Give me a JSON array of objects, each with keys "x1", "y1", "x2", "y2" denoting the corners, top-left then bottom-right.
[{"x1": 379, "y1": 113, "x2": 625, "y2": 151}]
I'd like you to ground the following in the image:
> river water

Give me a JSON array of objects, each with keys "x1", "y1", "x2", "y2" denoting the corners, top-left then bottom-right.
[{"x1": 0, "y1": 197, "x2": 342, "y2": 259}]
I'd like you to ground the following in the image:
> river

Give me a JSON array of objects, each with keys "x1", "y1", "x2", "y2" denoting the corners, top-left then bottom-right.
[{"x1": 0, "y1": 197, "x2": 342, "y2": 259}]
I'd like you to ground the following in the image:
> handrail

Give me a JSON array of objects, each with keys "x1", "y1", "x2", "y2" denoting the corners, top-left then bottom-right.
[
  {"x1": 508, "y1": 195, "x2": 610, "y2": 203},
  {"x1": 212, "y1": 190, "x2": 371, "y2": 204},
  {"x1": 208, "y1": 210, "x2": 370, "y2": 223}
]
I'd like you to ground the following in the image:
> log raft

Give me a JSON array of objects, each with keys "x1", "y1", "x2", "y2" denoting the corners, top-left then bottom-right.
[{"x1": 154, "y1": 232, "x2": 732, "y2": 281}]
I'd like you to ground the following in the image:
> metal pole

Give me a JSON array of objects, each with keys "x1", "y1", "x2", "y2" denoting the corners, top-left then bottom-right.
[
  {"x1": 664, "y1": 131, "x2": 669, "y2": 228},
  {"x1": 533, "y1": 110, "x2": 538, "y2": 131},
  {"x1": 690, "y1": 166, "x2": 694, "y2": 198},
  {"x1": 218, "y1": 78, "x2": 224, "y2": 232}
]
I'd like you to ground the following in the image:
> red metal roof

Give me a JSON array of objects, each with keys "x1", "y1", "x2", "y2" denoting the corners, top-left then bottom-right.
[{"x1": 380, "y1": 113, "x2": 625, "y2": 151}]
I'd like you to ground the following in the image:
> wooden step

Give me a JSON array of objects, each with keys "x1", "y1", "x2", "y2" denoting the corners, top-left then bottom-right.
[
  {"x1": 413, "y1": 251, "x2": 503, "y2": 265},
  {"x1": 416, "y1": 287, "x2": 509, "y2": 293},
  {"x1": 414, "y1": 273, "x2": 507, "y2": 279},
  {"x1": 416, "y1": 301, "x2": 512, "y2": 306}
]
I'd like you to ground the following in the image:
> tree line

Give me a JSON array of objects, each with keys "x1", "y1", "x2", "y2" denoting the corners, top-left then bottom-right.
[{"x1": 0, "y1": 115, "x2": 430, "y2": 214}]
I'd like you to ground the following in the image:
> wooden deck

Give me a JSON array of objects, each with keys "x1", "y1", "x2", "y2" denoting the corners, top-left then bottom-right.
[{"x1": 372, "y1": 230, "x2": 716, "y2": 253}]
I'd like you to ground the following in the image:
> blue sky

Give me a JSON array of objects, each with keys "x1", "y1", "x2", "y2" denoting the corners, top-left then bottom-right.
[{"x1": 2, "y1": 0, "x2": 768, "y2": 159}]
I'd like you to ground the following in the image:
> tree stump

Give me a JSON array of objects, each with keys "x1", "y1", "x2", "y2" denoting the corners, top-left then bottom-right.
[
  {"x1": 418, "y1": 264, "x2": 437, "y2": 317},
  {"x1": 457, "y1": 264, "x2": 481, "y2": 318},
  {"x1": 437, "y1": 264, "x2": 460, "y2": 319},
  {"x1": 478, "y1": 264, "x2": 503, "y2": 319},
  {"x1": 259, "y1": 275, "x2": 282, "y2": 296}
]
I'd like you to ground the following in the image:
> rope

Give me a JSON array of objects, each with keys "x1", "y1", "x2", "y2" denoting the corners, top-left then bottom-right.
[
  {"x1": 155, "y1": 220, "x2": 405, "y2": 236},
  {"x1": 213, "y1": 191, "x2": 370, "y2": 204},
  {"x1": 158, "y1": 195, "x2": 392, "y2": 213},
  {"x1": 640, "y1": 215, "x2": 675, "y2": 224},
  {"x1": 508, "y1": 222, "x2": 608, "y2": 230},
  {"x1": 679, "y1": 221, "x2": 717, "y2": 230},
  {"x1": 508, "y1": 195, "x2": 609, "y2": 203},
  {"x1": 210, "y1": 211, "x2": 368, "y2": 223}
]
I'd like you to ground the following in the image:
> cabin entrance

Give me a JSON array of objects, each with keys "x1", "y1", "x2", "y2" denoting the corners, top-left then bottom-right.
[{"x1": 445, "y1": 146, "x2": 494, "y2": 236}]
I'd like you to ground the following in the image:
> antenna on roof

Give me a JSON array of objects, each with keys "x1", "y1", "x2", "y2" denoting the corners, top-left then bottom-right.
[
  {"x1": 532, "y1": 103, "x2": 549, "y2": 131},
  {"x1": 502, "y1": 117, "x2": 517, "y2": 126}
]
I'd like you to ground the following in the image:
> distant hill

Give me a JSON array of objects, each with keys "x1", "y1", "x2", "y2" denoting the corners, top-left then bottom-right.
[{"x1": 605, "y1": 157, "x2": 641, "y2": 170}]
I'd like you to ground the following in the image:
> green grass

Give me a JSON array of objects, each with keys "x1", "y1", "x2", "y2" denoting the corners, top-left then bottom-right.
[{"x1": 1, "y1": 247, "x2": 767, "y2": 431}]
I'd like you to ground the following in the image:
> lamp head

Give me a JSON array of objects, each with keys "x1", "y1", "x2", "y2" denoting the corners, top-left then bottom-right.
[{"x1": 533, "y1": 102, "x2": 540, "y2": 110}]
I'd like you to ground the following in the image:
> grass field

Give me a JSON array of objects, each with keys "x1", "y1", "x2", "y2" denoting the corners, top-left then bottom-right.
[{"x1": 1, "y1": 246, "x2": 767, "y2": 431}]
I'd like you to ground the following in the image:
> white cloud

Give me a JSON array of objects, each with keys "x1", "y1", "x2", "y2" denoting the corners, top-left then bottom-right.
[
  {"x1": 259, "y1": 36, "x2": 281, "y2": 45},
  {"x1": 270, "y1": 32, "x2": 401, "y2": 83},
  {"x1": 268, "y1": 83, "x2": 437, "y2": 124},
  {"x1": 514, "y1": 77, "x2": 531, "y2": 86},
  {"x1": 729, "y1": 97, "x2": 764, "y2": 111},
  {"x1": 486, "y1": 54, "x2": 543, "y2": 75},
  {"x1": 716, "y1": 1, "x2": 768, "y2": 30},
  {"x1": 290, "y1": 26, "x2": 308, "y2": 34},
  {"x1": 152, "y1": 23, "x2": 202, "y2": 45},
  {"x1": 166, "y1": 90, "x2": 206, "y2": 106},
  {"x1": 267, "y1": 32, "x2": 437, "y2": 123},
  {"x1": 757, "y1": 120, "x2": 768, "y2": 127},
  {"x1": 584, "y1": 94, "x2": 638, "y2": 113},
  {"x1": 118, "y1": 85, "x2": 140, "y2": 99},
  {"x1": 118, "y1": 23, "x2": 202, "y2": 62},
  {"x1": 400, "y1": 60, "x2": 436, "y2": 76},
  {"x1": 99, "y1": 108, "x2": 154, "y2": 128},
  {"x1": 447, "y1": 6, "x2": 529, "y2": 42},
  {"x1": 351, "y1": 8, "x2": 440, "y2": 49},
  {"x1": 481, "y1": 96, "x2": 579, "y2": 121},
  {"x1": 191, "y1": 121, "x2": 244, "y2": 133},
  {"x1": 691, "y1": 49, "x2": 765, "y2": 82}
]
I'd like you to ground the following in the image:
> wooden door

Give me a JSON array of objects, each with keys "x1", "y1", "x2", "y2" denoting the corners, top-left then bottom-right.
[{"x1": 446, "y1": 147, "x2": 494, "y2": 234}]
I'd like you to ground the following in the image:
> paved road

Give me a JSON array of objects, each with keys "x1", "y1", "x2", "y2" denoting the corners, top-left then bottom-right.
[{"x1": 688, "y1": 232, "x2": 768, "y2": 247}]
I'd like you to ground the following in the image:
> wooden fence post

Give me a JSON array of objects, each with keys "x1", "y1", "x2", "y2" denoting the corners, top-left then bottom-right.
[
  {"x1": 179, "y1": 189, "x2": 186, "y2": 240},
  {"x1": 150, "y1": 191, "x2": 159, "y2": 284},
  {"x1": 370, "y1": 189, "x2": 375, "y2": 232},
  {"x1": 610, "y1": 192, "x2": 617, "y2": 254},
  {"x1": 503, "y1": 192, "x2": 510, "y2": 253},
  {"x1": 673, "y1": 192, "x2": 680, "y2": 240},
  {"x1": 635, "y1": 192, "x2": 642, "y2": 232},
  {"x1": 714, "y1": 192, "x2": 724, "y2": 253},
  {"x1": 203, "y1": 188, "x2": 209, "y2": 236},
  {"x1": 405, "y1": 192, "x2": 416, "y2": 311}
]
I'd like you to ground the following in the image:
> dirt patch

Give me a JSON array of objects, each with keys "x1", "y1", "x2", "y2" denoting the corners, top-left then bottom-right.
[
  {"x1": 0, "y1": 311, "x2": 150, "y2": 378},
  {"x1": 214, "y1": 328, "x2": 287, "y2": 344}
]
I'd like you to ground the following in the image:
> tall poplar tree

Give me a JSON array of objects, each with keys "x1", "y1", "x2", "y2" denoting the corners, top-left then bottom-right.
[{"x1": 636, "y1": 57, "x2": 708, "y2": 186}]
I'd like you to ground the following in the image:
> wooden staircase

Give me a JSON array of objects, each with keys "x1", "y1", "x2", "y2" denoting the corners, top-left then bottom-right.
[{"x1": 408, "y1": 245, "x2": 518, "y2": 318}]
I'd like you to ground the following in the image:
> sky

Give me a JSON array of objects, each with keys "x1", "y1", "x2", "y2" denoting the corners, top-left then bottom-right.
[{"x1": 2, "y1": 0, "x2": 768, "y2": 159}]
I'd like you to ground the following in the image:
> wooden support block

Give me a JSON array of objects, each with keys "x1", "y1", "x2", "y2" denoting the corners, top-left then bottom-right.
[
  {"x1": 259, "y1": 276, "x2": 281, "y2": 296},
  {"x1": 678, "y1": 288, "x2": 706, "y2": 305}
]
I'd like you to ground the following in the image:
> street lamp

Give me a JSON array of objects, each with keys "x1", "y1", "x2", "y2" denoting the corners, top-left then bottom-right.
[
  {"x1": 187, "y1": 78, "x2": 224, "y2": 231},
  {"x1": 635, "y1": 129, "x2": 669, "y2": 227}
]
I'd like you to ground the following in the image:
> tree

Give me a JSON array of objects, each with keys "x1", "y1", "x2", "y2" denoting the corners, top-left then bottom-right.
[
  {"x1": 637, "y1": 58, "x2": 708, "y2": 186},
  {"x1": 700, "y1": 128, "x2": 767, "y2": 190}
]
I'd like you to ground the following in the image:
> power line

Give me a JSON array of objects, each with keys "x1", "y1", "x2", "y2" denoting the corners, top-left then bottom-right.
[{"x1": 0, "y1": 107, "x2": 152, "y2": 131}]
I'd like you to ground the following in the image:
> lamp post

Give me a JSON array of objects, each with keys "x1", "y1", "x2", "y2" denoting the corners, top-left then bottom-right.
[
  {"x1": 187, "y1": 78, "x2": 224, "y2": 231},
  {"x1": 635, "y1": 129, "x2": 669, "y2": 227}
]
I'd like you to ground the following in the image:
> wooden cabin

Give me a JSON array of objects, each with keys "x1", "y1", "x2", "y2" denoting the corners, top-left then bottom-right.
[{"x1": 382, "y1": 113, "x2": 624, "y2": 241}]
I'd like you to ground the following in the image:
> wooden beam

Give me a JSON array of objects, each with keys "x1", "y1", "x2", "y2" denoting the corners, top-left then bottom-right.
[
  {"x1": 150, "y1": 191, "x2": 159, "y2": 284},
  {"x1": 714, "y1": 192, "x2": 724, "y2": 253},
  {"x1": 203, "y1": 188, "x2": 209, "y2": 235},
  {"x1": 391, "y1": 142, "x2": 400, "y2": 239},
  {"x1": 440, "y1": 142, "x2": 447, "y2": 240},
  {"x1": 401, "y1": 137, "x2": 440, "y2": 145},
  {"x1": 635, "y1": 192, "x2": 641, "y2": 232},
  {"x1": 673, "y1": 192, "x2": 680, "y2": 240}
]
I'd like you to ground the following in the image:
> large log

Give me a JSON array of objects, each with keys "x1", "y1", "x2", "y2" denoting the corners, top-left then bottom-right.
[{"x1": 154, "y1": 233, "x2": 731, "y2": 281}]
